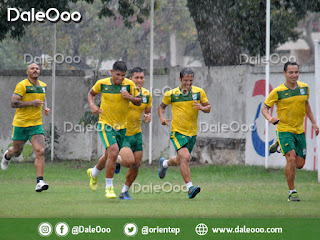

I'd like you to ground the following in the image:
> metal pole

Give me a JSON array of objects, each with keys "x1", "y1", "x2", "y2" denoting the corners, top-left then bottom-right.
[
  {"x1": 149, "y1": 0, "x2": 154, "y2": 164},
  {"x1": 315, "y1": 40, "x2": 320, "y2": 182},
  {"x1": 51, "y1": 23, "x2": 56, "y2": 161},
  {"x1": 265, "y1": 0, "x2": 270, "y2": 168}
]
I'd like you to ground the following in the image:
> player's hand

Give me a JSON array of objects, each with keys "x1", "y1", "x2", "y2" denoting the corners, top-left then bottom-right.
[
  {"x1": 193, "y1": 101, "x2": 203, "y2": 111},
  {"x1": 268, "y1": 117, "x2": 279, "y2": 125},
  {"x1": 160, "y1": 117, "x2": 171, "y2": 126},
  {"x1": 90, "y1": 104, "x2": 102, "y2": 115},
  {"x1": 44, "y1": 108, "x2": 50, "y2": 116},
  {"x1": 120, "y1": 90, "x2": 131, "y2": 99},
  {"x1": 144, "y1": 113, "x2": 151, "y2": 123},
  {"x1": 32, "y1": 99, "x2": 44, "y2": 107},
  {"x1": 312, "y1": 123, "x2": 320, "y2": 136}
]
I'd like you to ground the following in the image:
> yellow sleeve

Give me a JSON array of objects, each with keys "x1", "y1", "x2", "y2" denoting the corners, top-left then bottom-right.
[
  {"x1": 14, "y1": 82, "x2": 26, "y2": 97},
  {"x1": 162, "y1": 90, "x2": 172, "y2": 105},
  {"x1": 200, "y1": 89, "x2": 208, "y2": 104},
  {"x1": 147, "y1": 93, "x2": 152, "y2": 107},
  {"x1": 264, "y1": 89, "x2": 278, "y2": 108},
  {"x1": 92, "y1": 80, "x2": 102, "y2": 94}
]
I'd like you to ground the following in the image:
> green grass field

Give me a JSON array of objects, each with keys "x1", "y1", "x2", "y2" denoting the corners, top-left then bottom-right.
[{"x1": 0, "y1": 161, "x2": 320, "y2": 218}]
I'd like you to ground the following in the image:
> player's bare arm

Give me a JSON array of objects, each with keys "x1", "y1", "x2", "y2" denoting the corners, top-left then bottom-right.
[
  {"x1": 143, "y1": 107, "x2": 151, "y2": 123},
  {"x1": 120, "y1": 90, "x2": 142, "y2": 106},
  {"x1": 261, "y1": 104, "x2": 279, "y2": 124},
  {"x1": 305, "y1": 101, "x2": 319, "y2": 136},
  {"x1": 11, "y1": 94, "x2": 43, "y2": 108},
  {"x1": 158, "y1": 102, "x2": 171, "y2": 126},
  {"x1": 193, "y1": 101, "x2": 211, "y2": 113},
  {"x1": 88, "y1": 88, "x2": 102, "y2": 115}
]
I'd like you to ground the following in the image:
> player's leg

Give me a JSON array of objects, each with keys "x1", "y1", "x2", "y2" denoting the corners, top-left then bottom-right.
[
  {"x1": 1, "y1": 140, "x2": 25, "y2": 170},
  {"x1": 277, "y1": 131, "x2": 300, "y2": 201},
  {"x1": 87, "y1": 150, "x2": 107, "y2": 191},
  {"x1": 284, "y1": 149, "x2": 297, "y2": 191},
  {"x1": 30, "y1": 134, "x2": 48, "y2": 192},
  {"x1": 119, "y1": 150, "x2": 143, "y2": 200},
  {"x1": 2, "y1": 126, "x2": 27, "y2": 170},
  {"x1": 118, "y1": 147, "x2": 135, "y2": 167},
  {"x1": 105, "y1": 143, "x2": 119, "y2": 198}
]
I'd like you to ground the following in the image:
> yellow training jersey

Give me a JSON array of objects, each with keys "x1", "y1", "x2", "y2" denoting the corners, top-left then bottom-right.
[
  {"x1": 264, "y1": 81, "x2": 309, "y2": 134},
  {"x1": 162, "y1": 86, "x2": 208, "y2": 136},
  {"x1": 92, "y1": 77, "x2": 139, "y2": 130},
  {"x1": 12, "y1": 79, "x2": 47, "y2": 127},
  {"x1": 126, "y1": 87, "x2": 152, "y2": 136}
]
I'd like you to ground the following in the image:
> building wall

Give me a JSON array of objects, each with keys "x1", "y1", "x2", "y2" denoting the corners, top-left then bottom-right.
[{"x1": 0, "y1": 66, "x2": 317, "y2": 171}]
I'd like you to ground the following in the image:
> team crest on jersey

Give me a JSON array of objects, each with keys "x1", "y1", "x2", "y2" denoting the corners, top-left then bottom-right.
[
  {"x1": 192, "y1": 94, "x2": 197, "y2": 100},
  {"x1": 142, "y1": 97, "x2": 147, "y2": 103},
  {"x1": 42, "y1": 87, "x2": 46, "y2": 93},
  {"x1": 121, "y1": 87, "x2": 127, "y2": 91},
  {"x1": 300, "y1": 88, "x2": 305, "y2": 95}
]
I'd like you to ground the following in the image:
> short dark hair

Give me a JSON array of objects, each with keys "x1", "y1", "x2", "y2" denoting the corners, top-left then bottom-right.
[
  {"x1": 179, "y1": 68, "x2": 194, "y2": 79},
  {"x1": 129, "y1": 67, "x2": 144, "y2": 78},
  {"x1": 284, "y1": 61, "x2": 299, "y2": 72},
  {"x1": 112, "y1": 61, "x2": 127, "y2": 72}
]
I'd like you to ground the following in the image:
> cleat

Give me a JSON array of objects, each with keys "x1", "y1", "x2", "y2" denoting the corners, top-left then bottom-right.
[
  {"x1": 158, "y1": 157, "x2": 168, "y2": 179},
  {"x1": 269, "y1": 140, "x2": 281, "y2": 154},
  {"x1": 87, "y1": 168, "x2": 98, "y2": 191},
  {"x1": 115, "y1": 163, "x2": 121, "y2": 174},
  {"x1": 119, "y1": 191, "x2": 132, "y2": 200},
  {"x1": 1, "y1": 150, "x2": 10, "y2": 171},
  {"x1": 35, "y1": 181, "x2": 49, "y2": 192},
  {"x1": 105, "y1": 187, "x2": 117, "y2": 199},
  {"x1": 188, "y1": 186, "x2": 201, "y2": 199},
  {"x1": 288, "y1": 191, "x2": 300, "y2": 202}
]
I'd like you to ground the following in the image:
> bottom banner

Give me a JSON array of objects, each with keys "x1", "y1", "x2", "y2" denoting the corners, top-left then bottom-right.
[{"x1": 0, "y1": 218, "x2": 319, "y2": 239}]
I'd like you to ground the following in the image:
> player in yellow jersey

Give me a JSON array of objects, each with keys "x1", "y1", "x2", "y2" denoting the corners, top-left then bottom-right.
[
  {"x1": 158, "y1": 68, "x2": 211, "y2": 199},
  {"x1": 1, "y1": 63, "x2": 51, "y2": 192},
  {"x1": 117, "y1": 67, "x2": 152, "y2": 200},
  {"x1": 262, "y1": 62, "x2": 319, "y2": 201},
  {"x1": 86, "y1": 61, "x2": 141, "y2": 199}
]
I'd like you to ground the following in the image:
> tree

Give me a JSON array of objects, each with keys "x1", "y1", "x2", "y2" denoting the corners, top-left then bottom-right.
[
  {"x1": 0, "y1": 0, "x2": 201, "y2": 69},
  {"x1": 187, "y1": 0, "x2": 320, "y2": 66},
  {"x1": 2, "y1": 0, "x2": 318, "y2": 67}
]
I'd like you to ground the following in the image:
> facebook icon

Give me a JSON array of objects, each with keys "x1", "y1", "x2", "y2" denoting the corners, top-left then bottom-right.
[{"x1": 55, "y1": 222, "x2": 69, "y2": 237}]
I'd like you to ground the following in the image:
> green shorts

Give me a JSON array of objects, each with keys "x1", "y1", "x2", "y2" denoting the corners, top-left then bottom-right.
[
  {"x1": 98, "y1": 123, "x2": 126, "y2": 149},
  {"x1": 170, "y1": 131, "x2": 197, "y2": 154},
  {"x1": 277, "y1": 131, "x2": 306, "y2": 159},
  {"x1": 122, "y1": 132, "x2": 143, "y2": 152},
  {"x1": 12, "y1": 125, "x2": 45, "y2": 142}
]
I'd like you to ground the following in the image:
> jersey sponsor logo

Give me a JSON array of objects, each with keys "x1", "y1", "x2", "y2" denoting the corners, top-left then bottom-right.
[
  {"x1": 192, "y1": 94, "x2": 197, "y2": 100},
  {"x1": 142, "y1": 97, "x2": 147, "y2": 103}
]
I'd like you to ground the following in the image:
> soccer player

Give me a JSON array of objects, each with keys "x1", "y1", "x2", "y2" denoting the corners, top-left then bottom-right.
[
  {"x1": 1, "y1": 63, "x2": 51, "y2": 192},
  {"x1": 117, "y1": 67, "x2": 152, "y2": 199},
  {"x1": 262, "y1": 61, "x2": 319, "y2": 201},
  {"x1": 158, "y1": 68, "x2": 211, "y2": 199},
  {"x1": 86, "y1": 61, "x2": 141, "y2": 199}
]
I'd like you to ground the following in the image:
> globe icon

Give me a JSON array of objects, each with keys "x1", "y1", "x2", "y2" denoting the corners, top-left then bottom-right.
[{"x1": 195, "y1": 223, "x2": 208, "y2": 236}]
